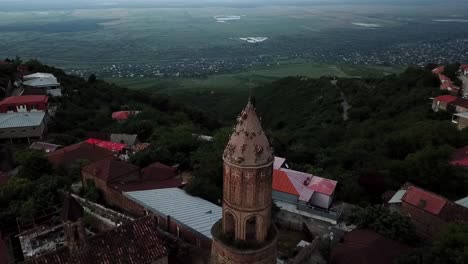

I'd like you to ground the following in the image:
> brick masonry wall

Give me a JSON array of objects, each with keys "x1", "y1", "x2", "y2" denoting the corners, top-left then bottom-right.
[
  {"x1": 210, "y1": 237, "x2": 277, "y2": 264},
  {"x1": 82, "y1": 172, "x2": 145, "y2": 217}
]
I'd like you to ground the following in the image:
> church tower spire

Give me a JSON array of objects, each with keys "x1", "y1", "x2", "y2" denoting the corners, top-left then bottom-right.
[{"x1": 211, "y1": 101, "x2": 277, "y2": 264}]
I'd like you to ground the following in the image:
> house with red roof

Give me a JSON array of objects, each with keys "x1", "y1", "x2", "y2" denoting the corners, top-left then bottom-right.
[
  {"x1": 272, "y1": 168, "x2": 337, "y2": 209},
  {"x1": 438, "y1": 74, "x2": 451, "y2": 84},
  {"x1": 85, "y1": 138, "x2": 128, "y2": 153},
  {"x1": 82, "y1": 158, "x2": 183, "y2": 215},
  {"x1": 431, "y1": 66, "x2": 445, "y2": 75},
  {"x1": 330, "y1": 229, "x2": 411, "y2": 264},
  {"x1": 432, "y1": 95, "x2": 468, "y2": 113},
  {"x1": 440, "y1": 82, "x2": 460, "y2": 95},
  {"x1": 461, "y1": 64, "x2": 468, "y2": 76},
  {"x1": 111, "y1": 111, "x2": 140, "y2": 121},
  {"x1": 387, "y1": 184, "x2": 468, "y2": 238},
  {"x1": 432, "y1": 95, "x2": 457, "y2": 112},
  {"x1": 47, "y1": 141, "x2": 114, "y2": 169},
  {"x1": 0, "y1": 95, "x2": 48, "y2": 113}
]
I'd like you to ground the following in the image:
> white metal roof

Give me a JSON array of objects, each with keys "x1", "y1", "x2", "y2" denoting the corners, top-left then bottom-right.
[
  {"x1": 454, "y1": 112, "x2": 468, "y2": 118},
  {"x1": 274, "y1": 156, "x2": 286, "y2": 169},
  {"x1": 23, "y1": 77, "x2": 59, "y2": 87},
  {"x1": 124, "y1": 188, "x2": 222, "y2": 239},
  {"x1": 0, "y1": 112, "x2": 45, "y2": 129},
  {"x1": 455, "y1": 197, "x2": 468, "y2": 208},
  {"x1": 388, "y1": 190, "x2": 407, "y2": 204},
  {"x1": 23, "y1": 73, "x2": 56, "y2": 81}
]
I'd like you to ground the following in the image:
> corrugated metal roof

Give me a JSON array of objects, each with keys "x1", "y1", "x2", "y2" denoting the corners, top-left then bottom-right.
[
  {"x1": 125, "y1": 188, "x2": 222, "y2": 239},
  {"x1": 0, "y1": 112, "x2": 45, "y2": 128},
  {"x1": 273, "y1": 169, "x2": 299, "y2": 196},
  {"x1": 23, "y1": 73, "x2": 56, "y2": 81},
  {"x1": 23, "y1": 77, "x2": 59, "y2": 87},
  {"x1": 402, "y1": 186, "x2": 447, "y2": 215},
  {"x1": 273, "y1": 156, "x2": 286, "y2": 169},
  {"x1": 455, "y1": 197, "x2": 468, "y2": 208},
  {"x1": 388, "y1": 190, "x2": 407, "y2": 204}
]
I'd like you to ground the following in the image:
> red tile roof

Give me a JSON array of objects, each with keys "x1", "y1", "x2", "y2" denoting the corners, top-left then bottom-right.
[
  {"x1": 86, "y1": 138, "x2": 127, "y2": 152},
  {"x1": 273, "y1": 169, "x2": 299, "y2": 196},
  {"x1": 25, "y1": 216, "x2": 167, "y2": 264},
  {"x1": 434, "y1": 95, "x2": 457, "y2": 103},
  {"x1": 402, "y1": 186, "x2": 447, "y2": 215},
  {"x1": 82, "y1": 157, "x2": 139, "y2": 183},
  {"x1": 450, "y1": 146, "x2": 468, "y2": 167},
  {"x1": 0, "y1": 95, "x2": 48, "y2": 106},
  {"x1": 47, "y1": 142, "x2": 114, "y2": 168},
  {"x1": 142, "y1": 162, "x2": 177, "y2": 181},
  {"x1": 330, "y1": 229, "x2": 411, "y2": 264}
]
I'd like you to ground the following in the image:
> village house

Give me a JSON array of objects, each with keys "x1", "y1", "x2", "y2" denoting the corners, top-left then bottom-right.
[
  {"x1": 440, "y1": 82, "x2": 460, "y2": 94},
  {"x1": 461, "y1": 64, "x2": 468, "y2": 76},
  {"x1": 387, "y1": 184, "x2": 468, "y2": 238},
  {"x1": 432, "y1": 95, "x2": 468, "y2": 113},
  {"x1": 112, "y1": 110, "x2": 141, "y2": 121},
  {"x1": 431, "y1": 66, "x2": 445, "y2": 75},
  {"x1": 85, "y1": 138, "x2": 128, "y2": 153},
  {"x1": 0, "y1": 95, "x2": 48, "y2": 113},
  {"x1": 438, "y1": 74, "x2": 451, "y2": 84},
  {"x1": 81, "y1": 158, "x2": 184, "y2": 216},
  {"x1": 25, "y1": 195, "x2": 169, "y2": 264},
  {"x1": 125, "y1": 188, "x2": 222, "y2": 249},
  {"x1": 451, "y1": 112, "x2": 468, "y2": 130},
  {"x1": 29, "y1": 142, "x2": 61, "y2": 153},
  {"x1": 22, "y1": 73, "x2": 62, "y2": 97},
  {"x1": 110, "y1": 133, "x2": 139, "y2": 146},
  {"x1": 0, "y1": 112, "x2": 47, "y2": 143},
  {"x1": 330, "y1": 229, "x2": 411, "y2": 264},
  {"x1": 47, "y1": 141, "x2": 114, "y2": 169},
  {"x1": 272, "y1": 168, "x2": 337, "y2": 209}
]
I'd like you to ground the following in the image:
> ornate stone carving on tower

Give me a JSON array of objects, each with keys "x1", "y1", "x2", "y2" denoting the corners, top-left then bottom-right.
[{"x1": 211, "y1": 100, "x2": 277, "y2": 264}]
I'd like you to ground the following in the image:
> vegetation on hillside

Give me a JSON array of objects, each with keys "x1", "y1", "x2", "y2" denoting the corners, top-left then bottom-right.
[
  {"x1": 180, "y1": 65, "x2": 468, "y2": 205},
  {"x1": 397, "y1": 222, "x2": 468, "y2": 264}
]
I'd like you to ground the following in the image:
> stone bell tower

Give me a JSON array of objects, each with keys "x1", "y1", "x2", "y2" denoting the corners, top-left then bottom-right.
[{"x1": 211, "y1": 100, "x2": 277, "y2": 264}]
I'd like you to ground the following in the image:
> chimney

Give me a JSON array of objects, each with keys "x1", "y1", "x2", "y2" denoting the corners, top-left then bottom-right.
[{"x1": 303, "y1": 177, "x2": 311, "y2": 186}]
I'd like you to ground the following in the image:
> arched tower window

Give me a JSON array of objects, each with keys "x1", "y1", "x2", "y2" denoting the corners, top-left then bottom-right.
[
  {"x1": 245, "y1": 216, "x2": 258, "y2": 241},
  {"x1": 223, "y1": 211, "x2": 236, "y2": 240}
]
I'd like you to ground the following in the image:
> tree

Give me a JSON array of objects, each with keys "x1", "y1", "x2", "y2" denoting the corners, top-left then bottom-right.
[
  {"x1": 14, "y1": 150, "x2": 53, "y2": 180},
  {"x1": 397, "y1": 223, "x2": 468, "y2": 264},
  {"x1": 349, "y1": 205, "x2": 418, "y2": 245},
  {"x1": 88, "y1": 74, "x2": 97, "y2": 83}
]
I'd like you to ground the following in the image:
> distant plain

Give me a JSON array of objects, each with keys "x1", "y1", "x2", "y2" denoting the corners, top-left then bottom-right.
[{"x1": 0, "y1": 1, "x2": 467, "y2": 90}]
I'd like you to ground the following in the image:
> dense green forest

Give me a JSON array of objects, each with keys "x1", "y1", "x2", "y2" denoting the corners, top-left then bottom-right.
[
  {"x1": 1, "y1": 60, "x2": 468, "y2": 232},
  {"x1": 0, "y1": 60, "x2": 219, "y2": 231},
  {"x1": 173, "y1": 65, "x2": 468, "y2": 205}
]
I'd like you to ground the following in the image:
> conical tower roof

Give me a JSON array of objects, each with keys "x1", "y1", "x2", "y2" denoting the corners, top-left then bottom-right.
[{"x1": 223, "y1": 100, "x2": 273, "y2": 167}]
